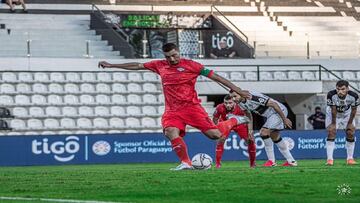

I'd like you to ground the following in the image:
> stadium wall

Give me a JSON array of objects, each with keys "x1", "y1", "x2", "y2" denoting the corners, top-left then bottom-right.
[{"x1": 0, "y1": 130, "x2": 358, "y2": 166}]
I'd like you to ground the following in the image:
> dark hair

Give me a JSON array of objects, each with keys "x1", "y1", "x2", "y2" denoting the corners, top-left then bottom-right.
[
  {"x1": 336, "y1": 80, "x2": 349, "y2": 87},
  {"x1": 224, "y1": 94, "x2": 232, "y2": 101},
  {"x1": 162, "y1": 43, "x2": 178, "y2": 52},
  {"x1": 315, "y1": 106, "x2": 321, "y2": 110}
]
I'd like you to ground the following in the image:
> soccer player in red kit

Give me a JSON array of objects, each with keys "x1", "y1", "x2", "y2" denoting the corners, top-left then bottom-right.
[
  {"x1": 213, "y1": 95, "x2": 256, "y2": 168},
  {"x1": 98, "y1": 43, "x2": 250, "y2": 170}
]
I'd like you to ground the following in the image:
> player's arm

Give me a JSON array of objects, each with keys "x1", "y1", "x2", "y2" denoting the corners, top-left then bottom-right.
[
  {"x1": 266, "y1": 99, "x2": 292, "y2": 129},
  {"x1": 307, "y1": 115, "x2": 314, "y2": 124},
  {"x1": 201, "y1": 68, "x2": 250, "y2": 99},
  {"x1": 98, "y1": 61, "x2": 146, "y2": 70}
]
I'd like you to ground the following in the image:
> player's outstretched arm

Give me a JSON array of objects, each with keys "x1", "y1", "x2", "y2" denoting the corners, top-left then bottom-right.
[
  {"x1": 98, "y1": 61, "x2": 145, "y2": 70},
  {"x1": 267, "y1": 99, "x2": 292, "y2": 129},
  {"x1": 208, "y1": 72, "x2": 251, "y2": 99}
]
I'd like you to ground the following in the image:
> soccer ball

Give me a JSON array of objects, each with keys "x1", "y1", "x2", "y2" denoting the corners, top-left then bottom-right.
[{"x1": 191, "y1": 153, "x2": 213, "y2": 170}]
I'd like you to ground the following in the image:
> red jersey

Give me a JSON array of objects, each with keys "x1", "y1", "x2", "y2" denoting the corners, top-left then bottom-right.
[
  {"x1": 143, "y1": 58, "x2": 204, "y2": 111},
  {"x1": 213, "y1": 103, "x2": 246, "y2": 122}
]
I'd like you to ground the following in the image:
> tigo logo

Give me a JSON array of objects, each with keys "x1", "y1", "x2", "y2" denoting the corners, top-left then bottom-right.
[{"x1": 32, "y1": 136, "x2": 80, "y2": 162}]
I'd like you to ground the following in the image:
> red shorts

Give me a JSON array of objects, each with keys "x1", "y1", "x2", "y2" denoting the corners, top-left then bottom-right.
[
  {"x1": 229, "y1": 124, "x2": 248, "y2": 140},
  {"x1": 162, "y1": 104, "x2": 217, "y2": 137}
]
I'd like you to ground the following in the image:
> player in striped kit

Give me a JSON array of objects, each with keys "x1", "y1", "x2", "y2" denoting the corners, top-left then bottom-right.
[
  {"x1": 325, "y1": 80, "x2": 359, "y2": 166},
  {"x1": 230, "y1": 90, "x2": 297, "y2": 167}
]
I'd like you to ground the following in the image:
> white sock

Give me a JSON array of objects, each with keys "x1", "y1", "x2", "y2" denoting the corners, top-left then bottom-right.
[
  {"x1": 275, "y1": 139, "x2": 295, "y2": 163},
  {"x1": 346, "y1": 141, "x2": 355, "y2": 160},
  {"x1": 326, "y1": 140, "x2": 335, "y2": 160},
  {"x1": 263, "y1": 137, "x2": 275, "y2": 162}
]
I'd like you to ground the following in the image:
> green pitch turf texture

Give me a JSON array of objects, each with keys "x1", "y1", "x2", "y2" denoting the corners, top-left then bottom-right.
[{"x1": 0, "y1": 160, "x2": 358, "y2": 203}]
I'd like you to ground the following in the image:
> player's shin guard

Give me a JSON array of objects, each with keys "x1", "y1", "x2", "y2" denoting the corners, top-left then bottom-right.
[
  {"x1": 274, "y1": 137, "x2": 295, "y2": 163},
  {"x1": 247, "y1": 140, "x2": 256, "y2": 167},
  {"x1": 326, "y1": 138, "x2": 335, "y2": 160},
  {"x1": 217, "y1": 118, "x2": 238, "y2": 138},
  {"x1": 261, "y1": 135, "x2": 275, "y2": 162},
  {"x1": 346, "y1": 138, "x2": 355, "y2": 160},
  {"x1": 215, "y1": 142, "x2": 224, "y2": 166},
  {"x1": 171, "y1": 137, "x2": 192, "y2": 165}
]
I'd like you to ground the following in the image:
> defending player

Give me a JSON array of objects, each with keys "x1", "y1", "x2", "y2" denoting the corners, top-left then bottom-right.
[
  {"x1": 325, "y1": 80, "x2": 359, "y2": 166},
  {"x1": 230, "y1": 90, "x2": 297, "y2": 167},
  {"x1": 98, "y1": 43, "x2": 250, "y2": 170},
  {"x1": 213, "y1": 95, "x2": 256, "y2": 168}
]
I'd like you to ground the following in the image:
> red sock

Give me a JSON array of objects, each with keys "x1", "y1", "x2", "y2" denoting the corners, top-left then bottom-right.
[
  {"x1": 217, "y1": 118, "x2": 238, "y2": 138},
  {"x1": 248, "y1": 140, "x2": 256, "y2": 167},
  {"x1": 215, "y1": 142, "x2": 225, "y2": 165},
  {"x1": 171, "y1": 137, "x2": 191, "y2": 165}
]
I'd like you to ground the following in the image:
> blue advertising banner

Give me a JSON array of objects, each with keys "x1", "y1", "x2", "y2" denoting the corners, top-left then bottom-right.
[{"x1": 0, "y1": 130, "x2": 358, "y2": 166}]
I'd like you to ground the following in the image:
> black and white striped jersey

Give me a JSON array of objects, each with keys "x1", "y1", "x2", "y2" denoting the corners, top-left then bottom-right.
[
  {"x1": 238, "y1": 91, "x2": 270, "y2": 116},
  {"x1": 326, "y1": 90, "x2": 359, "y2": 113}
]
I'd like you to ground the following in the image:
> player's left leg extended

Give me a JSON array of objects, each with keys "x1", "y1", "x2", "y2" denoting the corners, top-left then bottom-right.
[
  {"x1": 270, "y1": 131, "x2": 297, "y2": 166},
  {"x1": 345, "y1": 124, "x2": 356, "y2": 165}
]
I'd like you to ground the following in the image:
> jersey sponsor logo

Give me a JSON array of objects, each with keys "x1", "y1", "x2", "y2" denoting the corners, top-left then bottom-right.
[
  {"x1": 32, "y1": 136, "x2": 80, "y2": 162},
  {"x1": 327, "y1": 99, "x2": 333, "y2": 105},
  {"x1": 177, "y1": 67, "x2": 185, "y2": 72}
]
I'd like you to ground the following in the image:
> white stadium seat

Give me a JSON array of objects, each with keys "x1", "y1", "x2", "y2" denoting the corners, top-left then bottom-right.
[
  {"x1": 50, "y1": 72, "x2": 65, "y2": 82},
  {"x1": 301, "y1": 71, "x2": 315, "y2": 80},
  {"x1": 63, "y1": 95, "x2": 79, "y2": 105},
  {"x1": 0, "y1": 95, "x2": 14, "y2": 105},
  {"x1": 158, "y1": 106, "x2": 165, "y2": 114},
  {"x1": 80, "y1": 83, "x2": 95, "y2": 93},
  {"x1": 45, "y1": 106, "x2": 61, "y2": 117},
  {"x1": 16, "y1": 83, "x2": 31, "y2": 93},
  {"x1": 10, "y1": 119, "x2": 26, "y2": 130},
  {"x1": 127, "y1": 83, "x2": 142, "y2": 93},
  {"x1": 143, "y1": 83, "x2": 158, "y2": 92},
  {"x1": 112, "y1": 72, "x2": 127, "y2": 81},
  {"x1": 111, "y1": 94, "x2": 126, "y2": 104},
  {"x1": 315, "y1": 71, "x2": 329, "y2": 80},
  {"x1": 75, "y1": 130, "x2": 90, "y2": 134},
  {"x1": 66, "y1": 72, "x2": 81, "y2": 82},
  {"x1": 143, "y1": 72, "x2": 158, "y2": 81},
  {"x1": 78, "y1": 106, "x2": 94, "y2": 116},
  {"x1": 41, "y1": 131, "x2": 56, "y2": 135},
  {"x1": 25, "y1": 131, "x2": 39, "y2": 135},
  {"x1": 260, "y1": 71, "x2": 273, "y2": 80},
  {"x1": 64, "y1": 83, "x2": 80, "y2": 93},
  {"x1": 143, "y1": 94, "x2": 158, "y2": 104},
  {"x1": 109, "y1": 117, "x2": 125, "y2": 128},
  {"x1": 94, "y1": 106, "x2": 110, "y2": 116},
  {"x1": 95, "y1": 94, "x2": 111, "y2": 105},
  {"x1": 32, "y1": 83, "x2": 48, "y2": 93},
  {"x1": 329, "y1": 71, "x2": 342, "y2": 81},
  {"x1": 93, "y1": 118, "x2": 109, "y2": 128},
  {"x1": 97, "y1": 72, "x2": 112, "y2": 82},
  {"x1": 356, "y1": 71, "x2": 360, "y2": 80},
  {"x1": 15, "y1": 95, "x2": 31, "y2": 105},
  {"x1": 141, "y1": 117, "x2": 157, "y2": 128},
  {"x1": 125, "y1": 117, "x2": 141, "y2": 128},
  {"x1": 110, "y1": 106, "x2": 125, "y2": 116},
  {"x1": 126, "y1": 106, "x2": 142, "y2": 116},
  {"x1": 112, "y1": 83, "x2": 127, "y2": 93},
  {"x1": 245, "y1": 72, "x2": 258, "y2": 80},
  {"x1": 2, "y1": 72, "x2": 17, "y2": 82},
  {"x1": 44, "y1": 118, "x2": 60, "y2": 129},
  {"x1": 157, "y1": 94, "x2": 164, "y2": 103},
  {"x1": 128, "y1": 72, "x2": 142, "y2": 81},
  {"x1": 31, "y1": 94, "x2": 47, "y2": 105},
  {"x1": 108, "y1": 130, "x2": 122, "y2": 134},
  {"x1": 77, "y1": 118, "x2": 92, "y2": 128},
  {"x1": 29, "y1": 107, "x2": 45, "y2": 117},
  {"x1": 0, "y1": 84, "x2": 15, "y2": 93},
  {"x1": 80, "y1": 94, "x2": 95, "y2": 105},
  {"x1": 62, "y1": 106, "x2": 77, "y2": 116},
  {"x1": 34, "y1": 72, "x2": 49, "y2": 82},
  {"x1": 27, "y1": 119, "x2": 43, "y2": 129},
  {"x1": 230, "y1": 72, "x2": 244, "y2": 81},
  {"x1": 342, "y1": 71, "x2": 356, "y2": 81},
  {"x1": 48, "y1": 83, "x2": 64, "y2": 93},
  {"x1": 91, "y1": 130, "x2": 106, "y2": 134},
  {"x1": 96, "y1": 83, "x2": 111, "y2": 93},
  {"x1": 58, "y1": 131, "x2": 73, "y2": 135},
  {"x1": 47, "y1": 94, "x2": 63, "y2": 105},
  {"x1": 142, "y1": 106, "x2": 157, "y2": 116},
  {"x1": 18, "y1": 72, "x2": 33, "y2": 82},
  {"x1": 60, "y1": 118, "x2": 76, "y2": 128},
  {"x1": 124, "y1": 129, "x2": 139, "y2": 133},
  {"x1": 81, "y1": 72, "x2": 96, "y2": 82},
  {"x1": 127, "y1": 94, "x2": 142, "y2": 104},
  {"x1": 273, "y1": 71, "x2": 287, "y2": 80},
  {"x1": 217, "y1": 72, "x2": 229, "y2": 79},
  {"x1": 12, "y1": 107, "x2": 28, "y2": 117}
]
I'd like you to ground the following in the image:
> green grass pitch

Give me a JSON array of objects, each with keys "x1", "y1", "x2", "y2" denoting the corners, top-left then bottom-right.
[{"x1": 0, "y1": 160, "x2": 358, "y2": 203}]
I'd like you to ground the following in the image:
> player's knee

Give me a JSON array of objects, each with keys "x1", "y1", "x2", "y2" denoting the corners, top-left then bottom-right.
[{"x1": 164, "y1": 127, "x2": 180, "y2": 139}]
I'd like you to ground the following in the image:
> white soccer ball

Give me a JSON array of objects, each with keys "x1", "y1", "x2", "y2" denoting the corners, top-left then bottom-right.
[{"x1": 191, "y1": 153, "x2": 213, "y2": 170}]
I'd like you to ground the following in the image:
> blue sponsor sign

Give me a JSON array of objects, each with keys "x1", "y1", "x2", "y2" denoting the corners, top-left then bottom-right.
[{"x1": 0, "y1": 130, "x2": 358, "y2": 166}]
